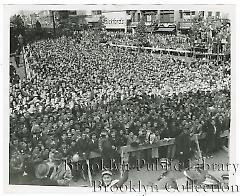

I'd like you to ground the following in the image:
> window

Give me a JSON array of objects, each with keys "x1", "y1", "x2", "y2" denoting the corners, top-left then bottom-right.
[
  {"x1": 69, "y1": 11, "x2": 77, "y2": 15},
  {"x1": 132, "y1": 12, "x2": 135, "y2": 22},
  {"x1": 179, "y1": 10, "x2": 183, "y2": 19},
  {"x1": 216, "y1": 12, "x2": 220, "y2": 18},
  {"x1": 160, "y1": 11, "x2": 174, "y2": 23},
  {"x1": 170, "y1": 13, "x2": 174, "y2": 22},
  {"x1": 199, "y1": 11, "x2": 205, "y2": 17},
  {"x1": 191, "y1": 11, "x2": 195, "y2": 15},
  {"x1": 92, "y1": 10, "x2": 101, "y2": 15},
  {"x1": 138, "y1": 13, "x2": 140, "y2": 21},
  {"x1": 208, "y1": 11, "x2": 212, "y2": 17},
  {"x1": 160, "y1": 10, "x2": 174, "y2": 14},
  {"x1": 147, "y1": 15, "x2": 151, "y2": 22}
]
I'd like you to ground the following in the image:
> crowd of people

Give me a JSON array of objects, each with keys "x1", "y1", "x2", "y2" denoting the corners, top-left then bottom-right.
[
  {"x1": 10, "y1": 62, "x2": 20, "y2": 85},
  {"x1": 108, "y1": 31, "x2": 230, "y2": 54},
  {"x1": 107, "y1": 31, "x2": 193, "y2": 51},
  {"x1": 9, "y1": 29, "x2": 230, "y2": 186},
  {"x1": 101, "y1": 18, "x2": 231, "y2": 54}
]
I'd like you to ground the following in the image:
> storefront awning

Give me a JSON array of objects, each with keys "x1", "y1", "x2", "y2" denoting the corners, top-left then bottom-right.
[
  {"x1": 86, "y1": 17, "x2": 99, "y2": 23},
  {"x1": 146, "y1": 27, "x2": 155, "y2": 32},
  {"x1": 180, "y1": 26, "x2": 191, "y2": 29},
  {"x1": 155, "y1": 27, "x2": 175, "y2": 32},
  {"x1": 130, "y1": 22, "x2": 139, "y2": 27}
]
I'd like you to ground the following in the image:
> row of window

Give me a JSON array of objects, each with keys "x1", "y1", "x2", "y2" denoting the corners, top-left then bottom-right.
[
  {"x1": 131, "y1": 12, "x2": 174, "y2": 23},
  {"x1": 131, "y1": 10, "x2": 221, "y2": 23},
  {"x1": 67, "y1": 10, "x2": 102, "y2": 16},
  {"x1": 180, "y1": 11, "x2": 221, "y2": 18},
  {"x1": 59, "y1": 10, "x2": 221, "y2": 20}
]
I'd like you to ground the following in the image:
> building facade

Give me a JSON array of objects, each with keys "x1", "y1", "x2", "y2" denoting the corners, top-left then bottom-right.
[{"x1": 25, "y1": 9, "x2": 229, "y2": 32}]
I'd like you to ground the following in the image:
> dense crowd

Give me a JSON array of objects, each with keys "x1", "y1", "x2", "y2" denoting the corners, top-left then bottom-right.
[
  {"x1": 107, "y1": 31, "x2": 193, "y2": 50},
  {"x1": 10, "y1": 62, "x2": 20, "y2": 85},
  {"x1": 101, "y1": 18, "x2": 231, "y2": 53},
  {"x1": 9, "y1": 30, "x2": 230, "y2": 185},
  {"x1": 108, "y1": 31, "x2": 230, "y2": 53}
]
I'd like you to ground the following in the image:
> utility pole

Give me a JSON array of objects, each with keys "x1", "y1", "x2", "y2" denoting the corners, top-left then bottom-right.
[{"x1": 51, "y1": 10, "x2": 56, "y2": 36}]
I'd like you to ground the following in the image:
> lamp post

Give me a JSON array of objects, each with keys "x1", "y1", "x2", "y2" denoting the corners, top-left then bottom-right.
[
  {"x1": 18, "y1": 34, "x2": 27, "y2": 78},
  {"x1": 51, "y1": 10, "x2": 56, "y2": 36}
]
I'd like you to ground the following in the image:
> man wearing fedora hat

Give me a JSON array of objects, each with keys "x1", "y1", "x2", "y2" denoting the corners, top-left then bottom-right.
[{"x1": 31, "y1": 163, "x2": 58, "y2": 186}]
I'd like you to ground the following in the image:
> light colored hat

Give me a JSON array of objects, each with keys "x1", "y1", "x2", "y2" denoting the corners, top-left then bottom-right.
[
  {"x1": 100, "y1": 131, "x2": 107, "y2": 136},
  {"x1": 72, "y1": 153, "x2": 80, "y2": 162},
  {"x1": 102, "y1": 170, "x2": 113, "y2": 176}
]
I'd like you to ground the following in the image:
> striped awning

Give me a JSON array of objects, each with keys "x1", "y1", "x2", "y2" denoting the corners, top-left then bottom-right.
[
  {"x1": 86, "y1": 17, "x2": 99, "y2": 23},
  {"x1": 155, "y1": 27, "x2": 175, "y2": 32}
]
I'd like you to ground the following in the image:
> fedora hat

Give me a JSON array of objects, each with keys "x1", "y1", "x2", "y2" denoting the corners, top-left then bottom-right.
[{"x1": 35, "y1": 163, "x2": 50, "y2": 179}]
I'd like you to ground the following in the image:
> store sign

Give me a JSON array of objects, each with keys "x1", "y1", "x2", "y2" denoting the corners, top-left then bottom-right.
[{"x1": 102, "y1": 11, "x2": 127, "y2": 29}]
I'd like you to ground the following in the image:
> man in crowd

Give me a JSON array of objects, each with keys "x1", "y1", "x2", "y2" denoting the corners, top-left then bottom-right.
[{"x1": 175, "y1": 127, "x2": 191, "y2": 170}]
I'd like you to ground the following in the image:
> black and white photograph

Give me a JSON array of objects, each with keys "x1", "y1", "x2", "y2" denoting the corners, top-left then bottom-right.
[{"x1": 2, "y1": 2, "x2": 238, "y2": 194}]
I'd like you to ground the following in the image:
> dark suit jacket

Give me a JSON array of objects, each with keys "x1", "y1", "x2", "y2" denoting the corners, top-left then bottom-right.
[
  {"x1": 31, "y1": 177, "x2": 58, "y2": 186},
  {"x1": 89, "y1": 139, "x2": 99, "y2": 152},
  {"x1": 76, "y1": 138, "x2": 90, "y2": 155},
  {"x1": 215, "y1": 119, "x2": 224, "y2": 137},
  {"x1": 117, "y1": 135, "x2": 127, "y2": 147},
  {"x1": 109, "y1": 137, "x2": 119, "y2": 148},
  {"x1": 205, "y1": 123, "x2": 217, "y2": 142},
  {"x1": 175, "y1": 132, "x2": 191, "y2": 158}
]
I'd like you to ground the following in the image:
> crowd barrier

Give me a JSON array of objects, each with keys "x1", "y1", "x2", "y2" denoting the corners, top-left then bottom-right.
[
  {"x1": 103, "y1": 43, "x2": 228, "y2": 60},
  {"x1": 121, "y1": 129, "x2": 229, "y2": 158},
  {"x1": 75, "y1": 130, "x2": 229, "y2": 186},
  {"x1": 77, "y1": 130, "x2": 229, "y2": 162},
  {"x1": 119, "y1": 129, "x2": 229, "y2": 177}
]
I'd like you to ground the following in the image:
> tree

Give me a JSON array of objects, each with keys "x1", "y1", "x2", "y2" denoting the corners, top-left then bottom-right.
[
  {"x1": 152, "y1": 19, "x2": 160, "y2": 31},
  {"x1": 34, "y1": 20, "x2": 43, "y2": 40},
  {"x1": 96, "y1": 15, "x2": 106, "y2": 31},
  {"x1": 10, "y1": 14, "x2": 25, "y2": 36},
  {"x1": 10, "y1": 14, "x2": 26, "y2": 53},
  {"x1": 135, "y1": 18, "x2": 149, "y2": 47}
]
